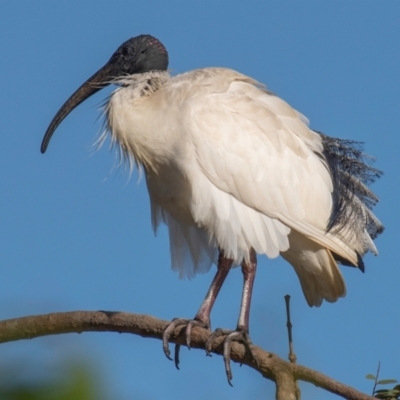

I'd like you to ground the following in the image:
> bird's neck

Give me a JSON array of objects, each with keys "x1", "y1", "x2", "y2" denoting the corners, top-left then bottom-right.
[
  {"x1": 113, "y1": 71, "x2": 170, "y2": 100},
  {"x1": 105, "y1": 71, "x2": 173, "y2": 172}
]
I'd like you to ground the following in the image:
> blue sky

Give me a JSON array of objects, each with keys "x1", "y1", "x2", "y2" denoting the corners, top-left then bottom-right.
[{"x1": 0, "y1": 1, "x2": 399, "y2": 399}]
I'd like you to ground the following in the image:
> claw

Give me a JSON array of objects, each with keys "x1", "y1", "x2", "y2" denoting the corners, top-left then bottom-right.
[
  {"x1": 174, "y1": 344, "x2": 181, "y2": 369},
  {"x1": 162, "y1": 317, "x2": 210, "y2": 369},
  {"x1": 162, "y1": 318, "x2": 190, "y2": 363},
  {"x1": 205, "y1": 328, "x2": 258, "y2": 385}
]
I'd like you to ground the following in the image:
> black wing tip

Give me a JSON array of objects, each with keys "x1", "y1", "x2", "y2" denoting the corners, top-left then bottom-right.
[
  {"x1": 333, "y1": 251, "x2": 365, "y2": 273},
  {"x1": 356, "y1": 251, "x2": 365, "y2": 273}
]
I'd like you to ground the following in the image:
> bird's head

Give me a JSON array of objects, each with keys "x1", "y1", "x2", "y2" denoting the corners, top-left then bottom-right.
[{"x1": 41, "y1": 34, "x2": 168, "y2": 153}]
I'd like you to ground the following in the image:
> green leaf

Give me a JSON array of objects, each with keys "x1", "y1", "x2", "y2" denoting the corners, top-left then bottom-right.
[
  {"x1": 374, "y1": 388, "x2": 400, "y2": 400},
  {"x1": 377, "y1": 379, "x2": 399, "y2": 385},
  {"x1": 366, "y1": 374, "x2": 376, "y2": 380}
]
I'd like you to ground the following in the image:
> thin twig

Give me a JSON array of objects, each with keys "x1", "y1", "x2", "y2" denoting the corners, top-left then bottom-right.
[
  {"x1": 284, "y1": 295, "x2": 297, "y2": 364},
  {"x1": 371, "y1": 361, "x2": 381, "y2": 396},
  {"x1": 285, "y1": 295, "x2": 301, "y2": 400}
]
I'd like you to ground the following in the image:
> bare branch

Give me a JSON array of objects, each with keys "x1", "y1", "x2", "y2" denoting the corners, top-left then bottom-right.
[
  {"x1": 293, "y1": 364, "x2": 376, "y2": 400},
  {"x1": 0, "y1": 311, "x2": 375, "y2": 400}
]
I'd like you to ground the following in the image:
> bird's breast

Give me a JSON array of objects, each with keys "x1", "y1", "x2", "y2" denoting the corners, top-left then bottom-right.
[{"x1": 145, "y1": 165, "x2": 196, "y2": 226}]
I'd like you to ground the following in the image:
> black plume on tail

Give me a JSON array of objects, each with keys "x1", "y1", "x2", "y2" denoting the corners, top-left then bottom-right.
[{"x1": 316, "y1": 131, "x2": 384, "y2": 267}]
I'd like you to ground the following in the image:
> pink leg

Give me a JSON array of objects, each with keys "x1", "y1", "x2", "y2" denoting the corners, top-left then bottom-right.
[
  {"x1": 162, "y1": 251, "x2": 233, "y2": 368},
  {"x1": 205, "y1": 248, "x2": 258, "y2": 385}
]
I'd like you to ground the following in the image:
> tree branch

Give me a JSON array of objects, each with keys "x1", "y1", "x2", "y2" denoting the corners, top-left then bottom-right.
[{"x1": 0, "y1": 311, "x2": 374, "y2": 400}]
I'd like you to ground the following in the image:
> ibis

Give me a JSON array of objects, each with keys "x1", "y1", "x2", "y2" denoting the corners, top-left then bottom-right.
[{"x1": 41, "y1": 34, "x2": 383, "y2": 383}]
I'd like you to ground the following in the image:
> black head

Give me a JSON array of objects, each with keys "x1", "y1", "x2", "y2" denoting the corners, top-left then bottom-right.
[
  {"x1": 41, "y1": 34, "x2": 168, "y2": 153},
  {"x1": 109, "y1": 35, "x2": 168, "y2": 75}
]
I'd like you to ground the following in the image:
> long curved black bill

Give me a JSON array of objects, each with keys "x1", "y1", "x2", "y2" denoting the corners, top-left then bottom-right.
[{"x1": 41, "y1": 62, "x2": 114, "y2": 153}]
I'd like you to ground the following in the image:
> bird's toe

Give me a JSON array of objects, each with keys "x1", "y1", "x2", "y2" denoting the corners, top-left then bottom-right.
[
  {"x1": 162, "y1": 317, "x2": 210, "y2": 369},
  {"x1": 205, "y1": 327, "x2": 258, "y2": 386}
]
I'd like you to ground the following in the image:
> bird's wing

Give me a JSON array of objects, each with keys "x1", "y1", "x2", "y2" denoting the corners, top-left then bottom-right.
[{"x1": 182, "y1": 69, "x2": 357, "y2": 265}]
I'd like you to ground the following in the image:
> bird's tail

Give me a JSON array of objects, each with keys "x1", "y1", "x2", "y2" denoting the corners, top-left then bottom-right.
[
  {"x1": 281, "y1": 230, "x2": 346, "y2": 307},
  {"x1": 318, "y1": 132, "x2": 384, "y2": 258}
]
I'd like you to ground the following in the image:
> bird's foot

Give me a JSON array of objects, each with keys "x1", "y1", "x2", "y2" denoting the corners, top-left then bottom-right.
[
  {"x1": 162, "y1": 317, "x2": 210, "y2": 369},
  {"x1": 205, "y1": 328, "x2": 259, "y2": 386}
]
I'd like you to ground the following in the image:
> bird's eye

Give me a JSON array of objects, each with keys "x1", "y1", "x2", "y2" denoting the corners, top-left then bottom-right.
[{"x1": 141, "y1": 49, "x2": 146, "y2": 54}]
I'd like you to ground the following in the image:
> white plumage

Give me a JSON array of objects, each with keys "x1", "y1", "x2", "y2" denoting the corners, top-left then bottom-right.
[{"x1": 103, "y1": 67, "x2": 380, "y2": 306}]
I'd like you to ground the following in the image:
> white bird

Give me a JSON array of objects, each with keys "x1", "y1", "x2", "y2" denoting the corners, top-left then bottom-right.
[{"x1": 41, "y1": 34, "x2": 383, "y2": 383}]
